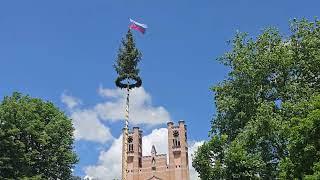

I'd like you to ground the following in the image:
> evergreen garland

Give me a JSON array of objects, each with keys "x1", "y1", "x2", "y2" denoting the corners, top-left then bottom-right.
[{"x1": 114, "y1": 30, "x2": 142, "y2": 89}]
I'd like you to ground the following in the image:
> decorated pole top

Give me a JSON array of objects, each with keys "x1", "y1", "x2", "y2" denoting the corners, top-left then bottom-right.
[{"x1": 114, "y1": 30, "x2": 142, "y2": 89}]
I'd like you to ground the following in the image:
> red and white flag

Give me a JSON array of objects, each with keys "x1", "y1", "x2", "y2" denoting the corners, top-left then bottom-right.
[{"x1": 129, "y1": 19, "x2": 148, "y2": 34}]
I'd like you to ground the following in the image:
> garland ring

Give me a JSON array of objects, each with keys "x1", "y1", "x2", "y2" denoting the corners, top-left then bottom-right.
[{"x1": 115, "y1": 74, "x2": 142, "y2": 89}]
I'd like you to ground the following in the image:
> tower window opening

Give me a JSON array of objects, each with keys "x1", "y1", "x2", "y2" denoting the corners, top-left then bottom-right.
[
  {"x1": 129, "y1": 144, "x2": 133, "y2": 152},
  {"x1": 151, "y1": 158, "x2": 156, "y2": 171},
  {"x1": 139, "y1": 157, "x2": 142, "y2": 168},
  {"x1": 152, "y1": 158, "x2": 156, "y2": 166},
  {"x1": 128, "y1": 137, "x2": 134, "y2": 152},
  {"x1": 185, "y1": 132, "x2": 187, "y2": 141},
  {"x1": 186, "y1": 152, "x2": 189, "y2": 165},
  {"x1": 173, "y1": 130, "x2": 180, "y2": 148}
]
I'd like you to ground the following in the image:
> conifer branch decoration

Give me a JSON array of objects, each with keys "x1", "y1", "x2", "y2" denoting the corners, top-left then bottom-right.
[{"x1": 114, "y1": 30, "x2": 142, "y2": 89}]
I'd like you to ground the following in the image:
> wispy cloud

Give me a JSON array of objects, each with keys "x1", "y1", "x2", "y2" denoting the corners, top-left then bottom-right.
[{"x1": 61, "y1": 92, "x2": 82, "y2": 109}]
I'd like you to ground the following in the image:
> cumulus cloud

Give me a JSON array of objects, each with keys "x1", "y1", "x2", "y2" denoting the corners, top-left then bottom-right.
[
  {"x1": 61, "y1": 92, "x2": 113, "y2": 143},
  {"x1": 84, "y1": 128, "x2": 168, "y2": 179},
  {"x1": 62, "y1": 86, "x2": 171, "y2": 143},
  {"x1": 85, "y1": 135, "x2": 122, "y2": 179},
  {"x1": 142, "y1": 128, "x2": 168, "y2": 156},
  {"x1": 188, "y1": 141, "x2": 204, "y2": 180},
  {"x1": 61, "y1": 86, "x2": 203, "y2": 179},
  {"x1": 97, "y1": 86, "x2": 171, "y2": 125},
  {"x1": 71, "y1": 109, "x2": 113, "y2": 143},
  {"x1": 84, "y1": 128, "x2": 203, "y2": 180},
  {"x1": 61, "y1": 92, "x2": 82, "y2": 109}
]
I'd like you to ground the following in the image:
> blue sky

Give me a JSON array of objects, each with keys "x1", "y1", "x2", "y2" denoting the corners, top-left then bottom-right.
[{"x1": 0, "y1": 0, "x2": 319, "y2": 178}]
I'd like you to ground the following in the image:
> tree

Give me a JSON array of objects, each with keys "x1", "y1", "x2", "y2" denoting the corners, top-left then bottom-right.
[
  {"x1": 192, "y1": 135, "x2": 228, "y2": 179},
  {"x1": 279, "y1": 95, "x2": 320, "y2": 179},
  {"x1": 0, "y1": 92, "x2": 78, "y2": 179},
  {"x1": 114, "y1": 30, "x2": 142, "y2": 77},
  {"x1": 193, "y1": 19, "x2": 320, "y2": 179},
  {"x1": 114, "y1": 30, "x2": 142, "y2": 89}
]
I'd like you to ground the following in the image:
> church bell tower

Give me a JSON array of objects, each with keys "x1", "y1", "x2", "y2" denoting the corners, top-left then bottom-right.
[{"x1": 167, "y1": 120, "x2": 190, "y2": 180}]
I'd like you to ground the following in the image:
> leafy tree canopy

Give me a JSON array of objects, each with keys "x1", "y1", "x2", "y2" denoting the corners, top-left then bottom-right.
[
  {"x1": 193, "y1": 19, "x2": 320, "y2": 179},
  {"x1": 0, "y1": 92, "x2": 78, "y2": 179}
]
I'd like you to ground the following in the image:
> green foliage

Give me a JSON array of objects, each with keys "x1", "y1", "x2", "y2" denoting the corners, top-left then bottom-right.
[
  {"x1": 193, "y1": 19, "x2": 320, "y2": 179},
  {"x1": 280, "y1": 95, "x2": 320, "y2": 179},
  {"x1": 224, "y1": 102, "x2": 287, "y2": 179},
  {"x1": 114, "y1": 30, "x2": 143, "y2": 89},
  {"x1": 304, "y1": 162, "x2": 320, "y2": 180},
  {"x1": 0, "y1": 92, "x2": 78, "y2": 179},
  {"x1": 114, "y1": 30, "x2": 142, "y2": 77},
  {"x1": 193, "y1": 135, "x2": 228, "y2": 179}
]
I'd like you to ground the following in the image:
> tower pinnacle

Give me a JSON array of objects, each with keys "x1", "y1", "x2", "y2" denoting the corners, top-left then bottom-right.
[{"x1": 151, "y1": 145, "x2": 157, "y2": 155}]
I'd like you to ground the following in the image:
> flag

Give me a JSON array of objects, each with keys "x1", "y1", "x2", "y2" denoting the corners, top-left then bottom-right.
[{"x1": 129, "y1": 19, "x2": 148, "y2": 34}]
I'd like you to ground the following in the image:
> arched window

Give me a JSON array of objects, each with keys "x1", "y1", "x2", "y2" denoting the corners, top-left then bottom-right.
[
  {"x1": 173, "y1": 130, "x2": 180, "y2": 148},
  {"x1": 139, "y1": 157, "x2": 142, "y2": 168},
  {"x1": 151, "y1": 158, "x2": 156, "y2": 170},
  {"x1": 139, "y1": 137, "x2": 142, "y2": 153},
  {"x1": 128, "y1": 136, "x2": 133, "y2": 152},
  {"x1": 152, "y1": 158, "x2": 156, "y2": 166}
]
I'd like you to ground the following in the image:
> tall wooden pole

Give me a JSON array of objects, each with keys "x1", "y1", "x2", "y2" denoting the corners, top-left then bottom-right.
[
  {"x1": 122, "y1": 86, "x2": 130, "y2": 180},
  {"x1": 115, "y1": 30, "x2": 142, "y2": 180}
]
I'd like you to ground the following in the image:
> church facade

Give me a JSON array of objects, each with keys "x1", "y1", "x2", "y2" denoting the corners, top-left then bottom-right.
[{"x1": 123, "y1": 120, "x2": 190, "y2": 180}]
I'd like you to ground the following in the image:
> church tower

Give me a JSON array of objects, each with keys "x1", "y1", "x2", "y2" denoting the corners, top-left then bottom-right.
[
  {"x1": 123, "y1": 121, "x2": 190, "y2": 180},
  {"x1": 167, "y1": 120, "x2": 190, "y2": 180},
  {"x1": 126, "y1": 127, "x2": 143, "y2": 180}
]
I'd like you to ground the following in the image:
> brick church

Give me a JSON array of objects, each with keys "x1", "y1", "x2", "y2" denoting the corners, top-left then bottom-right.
[{"x1": 123, "y1": 120, "x2": 190, "y2": 180}]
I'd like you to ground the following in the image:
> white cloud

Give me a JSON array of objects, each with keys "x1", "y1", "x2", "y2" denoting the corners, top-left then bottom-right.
[
  {"x1": 84, "y1": 128, "x2": 203, "y2": 180},
  {"x1": 96, "y1": 86, "x2": 171, "y2": 125},
  {"x1": 61, "y1": 92, "x2": 82, "y2": 109},
  {"x1": 62, "y1": 86, "x2": 171, "y2": 143},
  {"x1": 84, "y1": 134, "x2": 122, "y2": 180},
  {"x1": 85, "y1": 134, "x2": 123, "y2": 180},
  {"x1": 61, "y1": 86, "x2": 203, "y2": 179},
  {"x1": 71, "y1": 109, "x2": 113, "y2": 143},
  {"x1": 60, "y1": 92, "x2": 113, "y2": 143},
  {"x1": 142, "y1": 128, "x2": 168, "y2": 156},
  {"x1": 188, "y1": 141, "x2": 204, "y2": 180},
  {"x1": 84, "y1": 129, "x2": 169, "y2": 180}
]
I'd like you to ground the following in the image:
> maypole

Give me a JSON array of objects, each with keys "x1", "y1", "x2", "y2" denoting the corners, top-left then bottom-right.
[
  {"x1": 122, "y1": 85, "x2": 130, "y2": 180},
  {"x1": 114, "y1": 30, "x2": 142, "y2": 180}
]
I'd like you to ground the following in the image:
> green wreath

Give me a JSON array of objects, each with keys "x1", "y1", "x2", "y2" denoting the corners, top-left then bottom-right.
[
  {"x1": 115, "y1": 73, "x2": 142, "y2": 89},
  {"x1": 114, "y1": 31, "x2": 143, "y2": 89}
]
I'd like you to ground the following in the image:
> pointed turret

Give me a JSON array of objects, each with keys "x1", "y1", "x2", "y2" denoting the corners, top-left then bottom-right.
[{"x1": 151, "y1": 145, "x2": 157, "y2": 156}]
